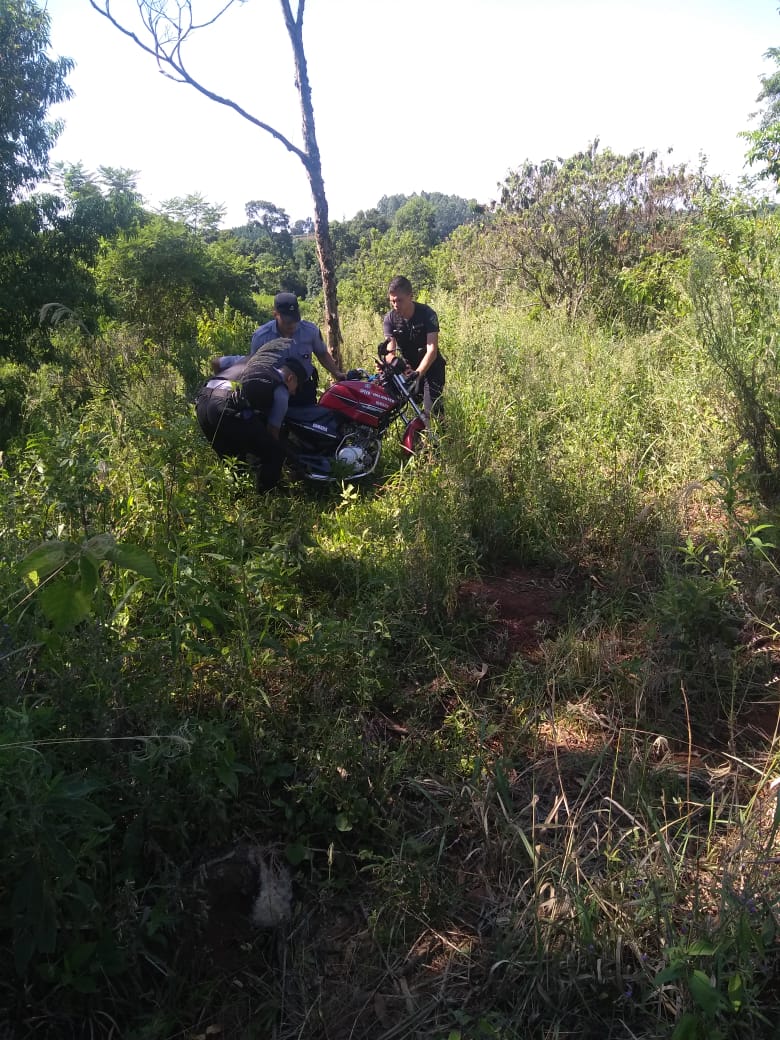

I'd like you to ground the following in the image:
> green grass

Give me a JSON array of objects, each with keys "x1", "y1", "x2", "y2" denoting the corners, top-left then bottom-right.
[{"x1": 1, "y1": 305, "x2": 779, "y2": 1038}]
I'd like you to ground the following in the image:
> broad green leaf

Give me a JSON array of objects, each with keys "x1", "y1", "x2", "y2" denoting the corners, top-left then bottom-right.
[
  {"x1": 335, "y1": 812, "x2": 353, "y2": 832},
  {"x1": 79, "y1": 553, "x2": 100, "y2": 595},
  {"x1": 671, "y1": 1014, "x2": 700, "y2": 1040},
  {"x1": 18, "y1": 540, "x2": 71, "y2": 581},
  {"x1": 107, "y1": 542, "x2": 159, "y2": 580},
  {"x1": 216, "y1": 764, "x2": 238, "y2": 796},
  {"x1": 42, "y1": 834, "x2": 75, "y2": 875},
  {"x1": 654, "y1": 961, "x2": 684, "y2": 986},
  {"x1": 689, "y1": 969, "x2": 722, "y2": 1015},
  {"x1": 38, "y1": 580, "x2": 91, "y2": 629},
  {"x1": 686, "y1": 939, "x2": 717, "y2": 956},
  {"x1": 747, "y1": 523, "x2": 776, "y2": 539},
  {"x1": 285, "y1": 842, "x2": 308, "y2": 866},
  {"x1": 728, "y1": 971, "x2": 744, "y2": 1011},
  {"x1": 65, "y1": 941, "x2": 97, "y2": 973}
]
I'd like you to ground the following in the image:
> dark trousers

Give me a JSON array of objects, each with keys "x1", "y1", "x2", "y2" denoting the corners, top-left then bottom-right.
[
  {"x1": 292, "y1": 370, "x2": 318, "y2": 406},
  {"x1": 417, "y1": 355, "x2": 445, "y2": 418},
  {"x1": 195, "y1": 387, "x2": 285, "y2": 491}
]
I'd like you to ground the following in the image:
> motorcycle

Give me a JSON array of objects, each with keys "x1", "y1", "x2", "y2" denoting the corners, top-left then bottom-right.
[{"x1": 282, "y1": 348, "x2": 433, "y2": 482}]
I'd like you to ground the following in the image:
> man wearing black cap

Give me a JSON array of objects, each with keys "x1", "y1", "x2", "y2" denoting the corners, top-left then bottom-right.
[
  {"x1": 213, "y1": 292, "x2": 345, "y2": 406},
  {"x1": 196, "y1": 345, "x2": 306, "y2": 491}
]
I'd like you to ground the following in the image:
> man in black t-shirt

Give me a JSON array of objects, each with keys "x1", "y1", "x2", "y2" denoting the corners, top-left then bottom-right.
[{"x1": 382, "y1": 275, "x2": 445, "y2": 415}]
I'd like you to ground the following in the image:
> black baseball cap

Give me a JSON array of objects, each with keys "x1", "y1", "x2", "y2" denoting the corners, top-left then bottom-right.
[
  {"x1": 281, "y1": 356, "x2": 307, "y2": 384},
  {"x1": 274, "y1": 292, "x2": 301, "y2": 320}
]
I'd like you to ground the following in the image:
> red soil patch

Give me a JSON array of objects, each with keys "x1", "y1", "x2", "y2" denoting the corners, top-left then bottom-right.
[{"x1": 458, "y1": 567, "x2": 567, "y2": 659}]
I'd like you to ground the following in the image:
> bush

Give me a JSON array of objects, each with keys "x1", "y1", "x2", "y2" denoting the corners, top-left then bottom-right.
[{"x1": 688, "y1": 194, "x2": 780, "y2": 493}]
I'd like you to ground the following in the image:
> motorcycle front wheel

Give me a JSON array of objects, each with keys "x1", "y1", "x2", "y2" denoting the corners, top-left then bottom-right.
[{"x1": 401, "y1": 416, "x2": 427, "y2": 456}]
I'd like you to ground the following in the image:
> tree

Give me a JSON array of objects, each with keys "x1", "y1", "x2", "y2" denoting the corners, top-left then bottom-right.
[
  {"x1": 392, "y1": 197, "x2": 437, "y2": 250},
  {"x1": 97, "y1": 215, "x2": 254, "y2": 345},
  {"x1": 0, "y1": 163, "x2": 145, "y2": 360},
  {"x1": 376, "y1": 191, "x2": 481, "y2": 241},
  {"x1": 245, "y1": 199, "x2": 291, "y2": 236},
  {"x1": 489, "y1": 141, "x2": 700, "y2": 322},
  {"x1": 339, "y1": 228, "x2": 433, "y2": 313},
  {"x1": 0, "y1": 194, "x2": 95, "y2": 359},
  {"x1": 330, "y1": 209, "x2": 390, "y2": 271},
  {"x1": 50, "y1": 162, "x2": 145, "y2": 238},
  {"x1": 160, "y1": 193, "x2": 227, "y2": 238},
  {"x1": 225, "y1": 199, "x2": 302, "y2": 295},
  {"x1": 689, "y1": 187, "x2": 780, "y2": 491},
  {"x1": 0, "y1": 0, "x2": 73, "y2": 205},
  {"x1": 89, "y1": 0, "x2": 344, "y2": 365},
  {"x1": 743, "y1": 40, "x2": 780, "y2": 189},
  {"x1": 291, "y1": 216, "x2": 314, "y2": 236}
]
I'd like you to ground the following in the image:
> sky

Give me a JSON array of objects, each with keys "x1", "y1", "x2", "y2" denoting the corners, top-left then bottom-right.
[{"x1": 41, "y1": 0, "x2": 780, "y2": 228}]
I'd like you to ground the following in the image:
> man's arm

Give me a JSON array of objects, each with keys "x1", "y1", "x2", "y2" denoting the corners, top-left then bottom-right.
[
  {"x1": 211, "y1": 353, "x2": 238, "y2": 374},
  {"x1": 213, "y1": 323, "x2": 275, "y2": 373},
  {"x1": 382, "y1": 315, "x2": 399, "y2": 365},
  {"x1": 311, "y1": 327, "x2": 345, "y2": 381},
  {"x1": 318, "y1": 349, "x2": 346, "y2": 381},
  {"x1": 266, "y1": 383, "x2": 291, "y2": 439},
  {"x1": 414, "y1": 306, "x2": 440, "y2": 376},
  {"x1": 411, "y1": 333, "x2": 438, "y2": 377}
]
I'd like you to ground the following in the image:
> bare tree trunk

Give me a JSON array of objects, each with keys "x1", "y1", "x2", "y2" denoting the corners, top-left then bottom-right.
[
  {"x1": 281, "y1": 0, "x2": 342, "y2": 366},
  {"x1": 89, "y1": 0, "x2": 343, "y2": 365}
]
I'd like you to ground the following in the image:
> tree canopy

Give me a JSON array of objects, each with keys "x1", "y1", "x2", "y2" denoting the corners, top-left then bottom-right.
[
  {"x1": 436, "y1": 142, "x2": 701, "y2": 323},
  {"x1": 744, "y1": 42, "x2": 780, "y2": 188},
  {"x1": 0, "y1": 0, "x2": 73, "y2": 205}
]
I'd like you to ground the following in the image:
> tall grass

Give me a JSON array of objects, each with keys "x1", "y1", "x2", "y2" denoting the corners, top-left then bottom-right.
[{"x1": 0, "y1": 304, "x2": 778, "y2": 1038}]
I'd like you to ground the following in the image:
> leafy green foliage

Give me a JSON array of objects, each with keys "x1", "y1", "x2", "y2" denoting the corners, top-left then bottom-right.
[
  {"x1": 17, "y1": 532, "x2": 159, "y2": 630},
  {"x1": 1, "y1": 291, "x2": 779, "y2": 1037},
  {"x1": 338, "y1": 227, "x2": 434, "y2": 311},
  {"x1": 0, "y1": 194, "x2": 96, "y2": 359},
  {"x1": 0, "y1": 0, "x2": 73, "y2": 205},
  {"x1": 376, "y1": 190, "x2": 482, "y2": 239},
  {"x1": 50, "y1": 161, "x2": 145, "y2": 237},
  {"x1": 159, "y1": 191, "x2": 226, "y2": 237},
  {"x1": 0, "y1": 165, "x2": 144, "y2": 360},
  {"x1": 742, "y1": 44, "x2": 780, "y2": 188},
  {"x1": 222, "y1": 198, "x2": 305, "y2": 296},
  {"x1": 2, "y1": 40, "x2": 780, "y2": 1030},
  {"x1": 96, "y1": 214, "x2": 254, "y2": 345},
  {"x1": 443, "y1": 141, "x2": 700, "y2": 328},
  {"x1": 688, "y1": 188, "x2": 780, "y2": 491},
  {"x1": 196, "y1": 301, "x2": 255, "y2": 361}
]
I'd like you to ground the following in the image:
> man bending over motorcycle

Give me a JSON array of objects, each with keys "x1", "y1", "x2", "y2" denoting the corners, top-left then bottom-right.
[
  {"x1": 212, "y1": 291, "x2": 345, "y2": 406},
  {"x1": 195, "y1": 343, "x2": 306, "y2": 492}
]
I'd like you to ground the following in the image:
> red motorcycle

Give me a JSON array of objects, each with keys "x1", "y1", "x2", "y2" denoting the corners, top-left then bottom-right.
[{"x1": 283, "y1": 352, "x2": 432, "y2": 482}]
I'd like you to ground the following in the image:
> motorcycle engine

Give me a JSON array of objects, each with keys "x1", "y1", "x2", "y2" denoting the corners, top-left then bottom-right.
[{"x1": 336, "y1": 444, "x2": 366, "y2": 469}]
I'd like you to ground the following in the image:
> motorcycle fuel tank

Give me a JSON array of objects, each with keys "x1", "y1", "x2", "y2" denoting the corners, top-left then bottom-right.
[{"x1": 318, "y1": 379, "x2": 396, "y2": 428}]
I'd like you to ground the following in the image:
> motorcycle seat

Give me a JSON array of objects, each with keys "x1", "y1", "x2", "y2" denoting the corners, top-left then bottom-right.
[{"x1": 286, "y1": 404, "x2": 336, "y2": 424}]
